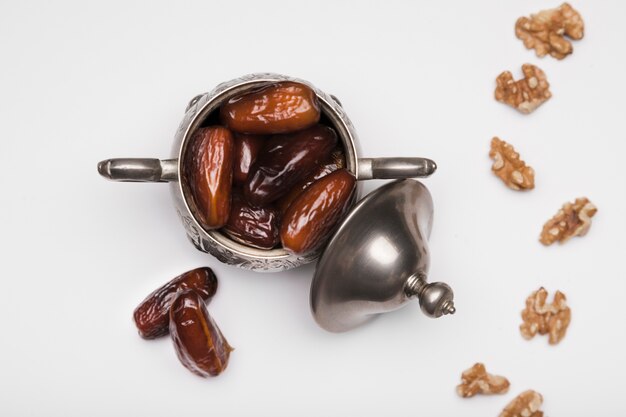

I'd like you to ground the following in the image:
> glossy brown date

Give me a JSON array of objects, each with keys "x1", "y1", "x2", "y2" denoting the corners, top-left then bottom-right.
[
  {"x1": 133, "y1": 267, "x2": 218, "y2": 339},
  {"x1": 186, "y1": 126, "x2": 234, "y2": 229},
  {"x1": 233, "y1": 133, "x2": 266, "y2": 186},
  {"x1": 276, "y1": 147, "x2": 346, "y2": 214},
  {"x1": 244, "y1": 124, "x2": 337, "y2": 207},
  {"x1": 280, "y1": 169, "x2": 356, "y2": 254},
  {"x1": 220, "y1": 82, "x2": 320, "y2": 134},
  {"x1": 222, "y1": 194, "x2": 280, "y2": 249},
  {"x1": 170, "y1": 290, "x2": 233, "y2": 377}
]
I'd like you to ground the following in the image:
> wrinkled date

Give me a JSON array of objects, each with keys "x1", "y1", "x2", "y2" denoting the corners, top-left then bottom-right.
[
  {"x1": 170, "y1": 290, "x2": 233, "y2": 377},
  {"x1": 133, "y1": 267, "x2": 218, "y2": 339},
  {"x1": 186, "y1": 126, "x2": 234, "y2": 229},
  {"x1": 222, "y1": 194, "x2": 280, "y2": 249},
  {"x1": 280, "y1": 169, "x2": 356, "y2": 254},
  {"x1": 276, "y1": 148, "x2": 346, "y2": 214},
  {"x1": 244, "y1": 124, "x2": 337, "y2": 207},
  {"x1": 233, "y1": 133, "x2": 266, "y2": 186},
  {"x1": 220, "y1": 82, "x2": 321, "y2": 134}
]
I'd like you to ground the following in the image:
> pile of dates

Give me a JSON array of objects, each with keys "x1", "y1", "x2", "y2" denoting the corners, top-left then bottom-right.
[
  {"x1": 184, "y1": 82, "x2": 357, "y2": 254},
  {"x1": 133, "y1": 267, "x2": 233, "y2": 377}
]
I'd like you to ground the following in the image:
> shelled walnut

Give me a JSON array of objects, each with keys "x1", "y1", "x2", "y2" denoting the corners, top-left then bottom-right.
[
  {"x1": 456, "y1": 363, "x2": 510, "y2": 398},
  {"x1": 489, "y1": 137, "x2": 535, "y2": 190},
  {"x1": 520, "y1": 287, "x2": 571, "y2": 345},
  {"x1": 499, "y1": 390, "x2": 544, "y2": 417},
  {"x1": 516, "y1": 3, "x2": 584, "y2": 60},
  {"x1": 540, "y1": 197, "x2": 597, "y2": 245},
  {"x1": 495, "y1": 64, "x2": 551, "y2": 114}
]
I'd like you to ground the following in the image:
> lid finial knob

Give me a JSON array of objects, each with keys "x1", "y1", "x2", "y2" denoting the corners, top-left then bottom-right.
[{"x1": 405, "y1": 273, "x2": 456, "y2": 318}]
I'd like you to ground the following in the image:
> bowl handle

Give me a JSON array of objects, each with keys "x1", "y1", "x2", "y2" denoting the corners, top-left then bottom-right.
[
  {"x1": 357, "y1": 158, "x2": 437, "y2": 180},
  {"x1": 97, "y1": 158, "x2": 178, "y2": 182}
]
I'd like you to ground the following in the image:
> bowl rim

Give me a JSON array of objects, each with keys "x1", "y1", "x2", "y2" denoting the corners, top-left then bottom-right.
[{"x1": 175, "y1": 73, "x2": 361, "y2": 264}]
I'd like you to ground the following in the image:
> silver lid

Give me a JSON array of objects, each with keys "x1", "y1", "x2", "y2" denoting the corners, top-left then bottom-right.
[{"x1": 310, "y1": 179, "x2": 455, "y2": 332}]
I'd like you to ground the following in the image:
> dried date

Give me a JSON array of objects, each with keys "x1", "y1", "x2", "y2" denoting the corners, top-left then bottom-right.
[
  {"x1": 185, "y1": 126, "x2": 234, "y2": 229},
  {"x1": 244, "y1": 124, "x2": 337, "y2": 207},
  {"x1": 221, "y1": 194, "x2": 280, "y2": 249},
  {"x1": 170, "y1": 290, "x2": 233, "y2": 377},
  {"x1": 233, "y1": 133, "x2": 266, "y2": 186},
  {"x1": 133, "y1": 267, "x2": 218, "y2": 339},
  {"x1": 221, "y1": 82, "x2": 320, "y2": 134},
  {"x1": 280, "y1": 169, "x2": 356, "y2": 254},
  {"x1": 276, "y1": 147, "x2": 346, "y2": 214}
]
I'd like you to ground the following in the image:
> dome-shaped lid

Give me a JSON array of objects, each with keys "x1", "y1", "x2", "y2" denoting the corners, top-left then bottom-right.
[{"x1": 310, "y1": 179, "x2": 455, "y2": 332}]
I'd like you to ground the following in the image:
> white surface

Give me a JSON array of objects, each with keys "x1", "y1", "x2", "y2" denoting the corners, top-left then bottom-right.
[{"x1": 1, "y1": 1, "x2": 625, "y2": 415}]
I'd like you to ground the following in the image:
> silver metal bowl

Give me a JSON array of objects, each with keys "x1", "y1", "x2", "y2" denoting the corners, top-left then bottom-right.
[{"x1": 98, "y1": 73, "x2": 436, "y2": 271}]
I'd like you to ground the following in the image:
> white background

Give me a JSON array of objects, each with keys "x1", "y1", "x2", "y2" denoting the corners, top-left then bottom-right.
[{"x1": 1, "y1": 1, "x2": 625, "y2": 415}]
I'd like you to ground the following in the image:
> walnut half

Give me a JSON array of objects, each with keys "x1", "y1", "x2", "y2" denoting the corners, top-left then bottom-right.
[
  {"x1": 515, "y1": 3, "x2": 584, "y2": 60},
  {"x1": 489, "y1": 137, "x2": 535, "y2": 190},
  {"x1": 499, "y1": 390, "x2": 544, "y2": 417},
  {"x1": 456, "y1": 363, "x2": 510, "y2": 398},
  {"x1": 520, "y1": 287, "x2": 571, "y2": 345},
  {"x1": 540, "y1": 197, "x2": 597, "y2": 245},
  {"x1": 495, "y1": 64, "x2": 551, "y2": 114}
]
